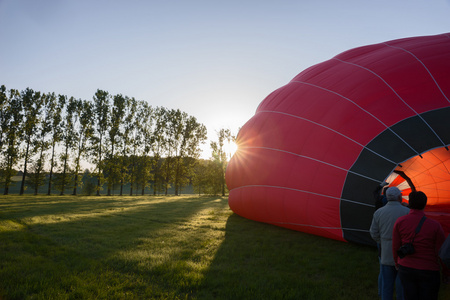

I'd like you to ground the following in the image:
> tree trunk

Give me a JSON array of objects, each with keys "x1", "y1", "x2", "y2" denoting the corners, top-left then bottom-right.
[
  {"x1": 72, "y1": 173, "x2": 79, "y2": 195},
  {"x1": 96, "y1": 177, "x2": 101, "y2": 196},
  {"x1": 4, "y1": 155, "x2": 13, "y2": 195},
  {"x1": 60, "y1": 146, "x2": 69, "y2": 196},
  {"x1": 20, "y1": 141, "x2": 30, "y2": 195},
  {"x1": 47, "y1": 142, "x2": 56, "y2": 195}
]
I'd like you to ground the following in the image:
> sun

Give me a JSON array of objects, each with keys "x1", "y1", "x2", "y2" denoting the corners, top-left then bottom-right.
[{"x1": 223, "y1": 140, "x2": 238, "y2": 161}]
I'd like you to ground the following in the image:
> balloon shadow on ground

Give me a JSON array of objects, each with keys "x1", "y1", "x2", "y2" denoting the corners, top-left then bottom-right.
[{"x1": 197, "y1": 212, "x2": 379, "y2": 300}]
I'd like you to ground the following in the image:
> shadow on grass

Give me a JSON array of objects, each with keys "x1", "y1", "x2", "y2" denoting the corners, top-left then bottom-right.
[
  {"x1": 200, "y1": 213, "x2": 450, "y2": 300},
  {"x1": 197, "y1": 213, "x2": 380, "y2": 300}
]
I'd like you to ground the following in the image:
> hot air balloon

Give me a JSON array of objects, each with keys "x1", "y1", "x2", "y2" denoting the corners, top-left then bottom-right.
[{"x1": 226, "y1": 33, "x2": 450, "y2": 245}]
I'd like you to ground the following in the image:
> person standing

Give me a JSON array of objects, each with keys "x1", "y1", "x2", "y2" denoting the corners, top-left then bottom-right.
[
  {"x1": 392, "y1": 191, "x2": 447, "y2": 300},
  {"x1": 373, "y1": 181, "x2": 389, "y2": 297},
  {"x1": 370, "y1": 186, "x2": 409, "y2": 300}
]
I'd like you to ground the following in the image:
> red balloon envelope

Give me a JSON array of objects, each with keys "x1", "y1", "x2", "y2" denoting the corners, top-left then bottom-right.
[{"x1": 226, "y1": 33, "x2": 450, "y2": 245}]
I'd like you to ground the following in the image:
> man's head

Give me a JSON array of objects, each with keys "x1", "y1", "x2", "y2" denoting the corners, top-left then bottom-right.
[
  {"x1": 386, "y1": 187, "x2": 402, "y2": 202},
  {"x1": 408, "y1": 191, "x2": 427, "y2": 210}
]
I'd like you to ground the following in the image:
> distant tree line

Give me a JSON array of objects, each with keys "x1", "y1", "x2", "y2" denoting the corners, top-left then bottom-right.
[{"x1": 0, "y1": 85, "x2": 235, "y2": 196}]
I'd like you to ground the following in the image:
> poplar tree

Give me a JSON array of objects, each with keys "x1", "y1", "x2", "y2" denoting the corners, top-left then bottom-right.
[
  {"x1": 72, "y1": 99, "x2": 94, "y2": 195},
  {"x1": 137, "y1": 101, "x2": 154, "y2": 195},
  {"x1": 210, "y1": 129, "x2": 232, "y2": 196},
  {"x1": 119, "y1": 97, "x2": 135, "y2": 195},
  {"x1": 167, "y1": 109, "x2": 207, "y2": 195},
  {"x1": 161, "y1": 109, "x2": 179, "y2": 195},
  {"x1": 47, "y1": 93, "x2": 65, "y2": 195},
  {"x1": 175, "y1": 115, "x2": 207, "y2": 195},
  {"x1": 57, "y1": 96, "x2": 77, "y2": 195},
  {"x1": 1, "y1": 88, "x2": 22, "y2": 195},
  {"x1": 0, "y1": 85, "x2": 7, "y2": 153},
  {"x1": 19, "y1": 88, "x2": 43, "y2": 195},
  {"x1": 105, "y1": 94, "x2": 126, "y2": 195},
  {"x1": 28, "y1": 93, "x2": 53, "y2": 194},
  {"x1": 128, "y1": 100, "x2": 145, "y2": 195},
  {"x1": 151, "y1": 106, "x2": 167, "y2": 195},
  {"x1": 91, "y1": 90, "x2": 110, "y2": 196}
]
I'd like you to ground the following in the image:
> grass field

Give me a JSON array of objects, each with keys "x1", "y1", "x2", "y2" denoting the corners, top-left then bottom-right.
[{"x1": 1, "y1": 195, "x2": 449, "y2": 299}]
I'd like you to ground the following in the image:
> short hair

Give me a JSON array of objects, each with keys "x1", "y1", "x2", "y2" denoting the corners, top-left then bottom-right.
[
  {"x1": 408, "y1": 191, "x2": 427, "y2": 210},
  {"x1": 386, "y1": 187, "x2": 402, "y2": 201}
]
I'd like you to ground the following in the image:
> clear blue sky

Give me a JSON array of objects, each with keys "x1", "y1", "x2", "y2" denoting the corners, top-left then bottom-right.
[{"x1": 1, "y1": 0, "x2": 449, "y2": 157}]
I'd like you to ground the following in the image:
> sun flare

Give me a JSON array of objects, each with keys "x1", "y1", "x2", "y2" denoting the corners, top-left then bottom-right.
[{"x1": 223, "y1": 140, "x2": 238, "y2": 160}]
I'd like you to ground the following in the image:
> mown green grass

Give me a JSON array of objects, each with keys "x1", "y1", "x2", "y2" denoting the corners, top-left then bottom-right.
[{"x1": 0, "y1": 195, "x2": 449, "y2": 299}]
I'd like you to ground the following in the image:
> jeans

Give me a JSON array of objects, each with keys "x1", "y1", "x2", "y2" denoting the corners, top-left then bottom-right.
[
  {"x1": 398, "y1": 265, "x2": 440, "y2": 300},
  {"x1": 380, "y1": 264, "x2": 404, "y2": 300}
]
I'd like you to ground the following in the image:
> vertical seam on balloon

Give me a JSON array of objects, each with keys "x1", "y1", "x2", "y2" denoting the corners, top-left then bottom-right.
[
  {"x1": 229, "y1": 184, "x2": 375, "y2": 208},
  {"x1": 333, "y1": 57, "x2": 446, "y2": 150},
  {"x1": 256, "y1": 110, "x2": 397, "y2": 165}
]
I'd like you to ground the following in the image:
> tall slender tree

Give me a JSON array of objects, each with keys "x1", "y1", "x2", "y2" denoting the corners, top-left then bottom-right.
[
  {"x1": 151, "y1": 106, "x2": 167, "y2": 195},
  {"x1": 91, "y1": 90, "x2": 110, "y2": 196},
  {"x1": 119, "y1": 97, "x2": 135, "y2": 195},
  {"x1": 28, "y1": 93, "x2": 53, "y2": 194},
  {"x1": 210, "y1": 129, "x2": 232, "y2": 196},
  {"x1": 58, "y1": 96, "x2": 77, "y2": 195},
  {"x1": 1, "y1": 88, "x2": 22, "y2": 195},
  {"x1": 72, "y1": 99, "x2": 94, "y2": 195},
  {"x1": 138, "y1": 101, "x2": 154, "y2": 195},
  {"x1": 161, "y1": 109, "x2": 180, "y2": 195},
  {"x1": 164, "y1": 109, "x2": 207, "y2": 195},
  {"x1": 128, "y1": 100, "x2": 145, "y2": 195},
  {"x1": 0, "y1": 85, "x2": 7, "y2": 153},
  {"x1": 174, "y1": 115, "x2": 207, "y2": 195},
  {"x1": 47, "y1": 93, "x2": 65, "y2": 195},
  {"x1": 106, "y1": 94, "x2": 126, "y2": 196},
  {"x1": 19, "y1": 88, "x2": 43, "y2": 195}
]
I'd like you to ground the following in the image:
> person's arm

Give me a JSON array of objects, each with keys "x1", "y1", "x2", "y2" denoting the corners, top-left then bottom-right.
[
  {"x1": 392, "y1": 221, "x2": 401, "y2": 268},
  {"x1": 369, "y1": 215, "x2": 380, "y2": 243}
]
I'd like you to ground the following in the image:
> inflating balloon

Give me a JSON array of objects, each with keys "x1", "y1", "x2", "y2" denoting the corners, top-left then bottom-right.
[{"x1": 226, "y1": 33, "x2": 450, "y2": 245}]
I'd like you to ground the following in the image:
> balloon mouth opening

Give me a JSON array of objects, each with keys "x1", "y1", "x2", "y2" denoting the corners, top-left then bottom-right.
[{"x1": 384, "y1": 146, "x2": 450, "y2": 209}]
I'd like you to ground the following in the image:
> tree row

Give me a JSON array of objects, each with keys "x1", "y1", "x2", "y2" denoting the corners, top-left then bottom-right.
[{"x1": 0, "y1": 85, "x2": 234, "y2": 196}]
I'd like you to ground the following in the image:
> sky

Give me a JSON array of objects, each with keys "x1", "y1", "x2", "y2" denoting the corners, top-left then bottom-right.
[{"x1": 1, "y1": 0, "x2": 450, "y2": 158}]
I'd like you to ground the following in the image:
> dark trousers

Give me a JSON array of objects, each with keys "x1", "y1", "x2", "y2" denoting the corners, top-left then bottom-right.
[{"x1": 398, "y1": 265, "x2": 440, "y2": 300}]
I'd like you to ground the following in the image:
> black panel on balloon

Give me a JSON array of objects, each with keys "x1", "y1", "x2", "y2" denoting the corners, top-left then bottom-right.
[
  {"x1": 349, "y1": 149, "x2": 397, "y2": 181},
  {"x1": 422, "y1": 107, "x2": 450, "y2": 146},
  {"x1": 341, "y1": 173, "x2": 382, "y2": 205},
  {"x1": 390, "y1": 116, "x2": 444, "y2": 154},
  {"x1": 341, "y1": 177, "x2": 377, "y2": 231},
  {"x1": 365, "y1": 130, "x2": 417, "y2": 163},
  {"x1": 340, "y1": 200, "x2": 376, "y2": 246}
]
